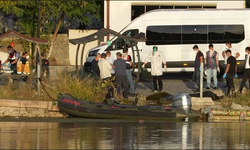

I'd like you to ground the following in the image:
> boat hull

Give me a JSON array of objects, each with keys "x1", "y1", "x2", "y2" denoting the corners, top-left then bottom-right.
[{"x1": 57, "y1": 94, "x2": 200, "y2": 121}]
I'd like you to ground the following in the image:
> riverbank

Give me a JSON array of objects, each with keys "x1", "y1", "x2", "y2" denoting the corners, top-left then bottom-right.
[{"x1": 0, "y1": 68, "x2": 249, "y2": 120}]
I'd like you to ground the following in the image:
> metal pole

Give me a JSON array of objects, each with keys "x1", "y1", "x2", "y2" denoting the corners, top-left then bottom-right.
[{"x1": 200, "y1": 62, "x2": 203, "y2": 97}]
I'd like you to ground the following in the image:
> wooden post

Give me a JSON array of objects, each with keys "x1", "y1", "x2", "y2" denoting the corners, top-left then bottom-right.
[
  {"x1": 35, "y1": 45, "x2": 42, "y2": 96},
  {"x1": 80, "y1": 44, "x2": 86, "y2": 76},
  {"x1": 200, "y1": 62, "x2": 204, "y2": 97},
  {"x1": 75, "y1": 44, "x2": 80, "y2": 77}
]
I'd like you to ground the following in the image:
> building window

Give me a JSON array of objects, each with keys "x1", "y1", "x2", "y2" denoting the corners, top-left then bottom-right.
[
  {"x1": 131, "y1": 5, "x2": 216, "y2": 20},
  {"x1": 146, "y1": 5, "x2": 159, "y2": 12},
  {"x1": 175, "y1": 6, "x2": 188, "y2": 9},
  {"x1": 132, "y1": 6, "x2": 145, "y2": 20}
]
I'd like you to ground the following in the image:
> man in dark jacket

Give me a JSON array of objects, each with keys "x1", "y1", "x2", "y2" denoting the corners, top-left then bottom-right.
[
  {"x1": 193, "y1": 45, "x2": 204, "y2": 92},
  {"x1": 238, "y1": 47, "x2": 250, "y2": 93},
  {"x1": 113, "y1": 52, "x2": 128, "y2": 99},
  {"x1": 91, "y1": 53, "x2": 101, "y2": 77}
]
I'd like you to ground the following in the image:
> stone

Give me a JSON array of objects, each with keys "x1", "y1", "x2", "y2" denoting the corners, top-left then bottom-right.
[{"x1": 231, "y1": 102, "x2": 250, "y2": 110}]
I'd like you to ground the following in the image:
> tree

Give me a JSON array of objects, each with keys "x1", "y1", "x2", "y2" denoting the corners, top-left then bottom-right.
[{"x1": 0, "y1": 0, "x2": 100, "y2": 58}]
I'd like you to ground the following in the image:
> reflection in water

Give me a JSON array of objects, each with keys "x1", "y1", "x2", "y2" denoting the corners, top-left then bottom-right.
[{"x1": 0, "y1": 118, "x2": 250, "y2": 149}]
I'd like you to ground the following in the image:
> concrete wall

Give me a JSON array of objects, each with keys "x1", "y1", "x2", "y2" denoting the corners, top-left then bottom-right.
[
  {"x1": 104, "y1": 0, "x2": 245, "y2": 37},
  {"x1": 68, "y1": 29, "x2": 102, "y2": 65},
  {"x1": 0, "y1": 99, "x2": 63, "y2": 117}
]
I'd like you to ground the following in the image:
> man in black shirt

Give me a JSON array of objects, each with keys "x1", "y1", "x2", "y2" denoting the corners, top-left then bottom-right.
[
  {"x1": 113, "y1": 52, "x2": 128, "y2": 99},
  {"x1": 223, "y1": 49, "x2": 237, "y2": 96},
  {"x1": 193, "y1": 45, "x2": 204, "y2": 92},
  {"x1": 91, "y1": 53, "x2": 101, "y2": 77}
]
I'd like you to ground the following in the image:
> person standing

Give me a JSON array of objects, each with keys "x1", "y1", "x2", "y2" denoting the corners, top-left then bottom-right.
[
  {"x1": 222, "y1": 42, "x2": 240, "y2": 87},
  {"x1": 91, "y1": 53, "x2": 101, "y2": 77},
  {"x1": 2, "y1": 45, "x2": 20, "y2": 74},
  {"x1": 113, "y1": 52, "x2": 128, "y2": 99},
  {"x1": 106, "y1": 50, "x2": 115, "y2": 76},
  {"x1": 98, "y1": 53, "x2": 112, "y2": 81},
  {"x1": 238, "y1": 47, "x2": 250, "y2": 93},
  {"x1": 142, "y1": 46, "x2": 167, "y2": 92},
  {"x1": 18, "y1": 51, "x2": 30, "y2": 75},
  {"x1": 122, "y1": 48, "x2": 135, "y2": 97},
  {"x1": 193, "y1": 45, "x2": 204, "y2": 92},
  {"x1": 223, "y1": 49, "x2": 237, "y2": 96},
  {"x1": 205, "y1": 44, "x2": 220, "y2": 89}
]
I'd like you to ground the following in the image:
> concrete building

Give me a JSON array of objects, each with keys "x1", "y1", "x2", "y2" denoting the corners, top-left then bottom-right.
[{"x1": 104, "y1": 1, "x2": 245, "y2": 37}]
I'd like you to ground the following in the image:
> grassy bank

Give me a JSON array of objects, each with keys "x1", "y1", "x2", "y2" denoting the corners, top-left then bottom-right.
[{"x1": 0, "y1": 72, "x2": 108, "y2": 102}]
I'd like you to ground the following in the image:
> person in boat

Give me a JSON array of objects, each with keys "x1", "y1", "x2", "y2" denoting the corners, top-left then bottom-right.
[
  {"x1": 91, "y1": 53, "x2": 101, "y2": 77},
  {"x1": 2, "y1": 45, "x2": 20, "y2": 74},
  {"x1": 98, "y1": 53, "x2": 112, "y2": 82},
  {"x1": 113, "y1": 52, "x2": 129, "y2": 99},
  {"x1": 142, "y1": 46, "x2": 167, "y2": 92}
]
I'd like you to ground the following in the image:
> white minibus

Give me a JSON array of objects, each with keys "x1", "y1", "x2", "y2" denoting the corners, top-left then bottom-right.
[{"x1": 85, "y1": 9, "x2": 250, "y2": 73}]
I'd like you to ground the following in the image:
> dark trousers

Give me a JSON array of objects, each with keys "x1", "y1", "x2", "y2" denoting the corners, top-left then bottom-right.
[
  {"x1": 226, "y1": 74, "x2": 235, "y2": 95},
  {"x1": 224, "y1": 64, "x2": 228, "y2": 86},
  {"x1": 115, "y1": 75, "x2": 128, "y2": 98},
  {"x1": 239, "y1": 69, "x2": 250, "y2": 92},
  {"x1": 152, "y1": 75, "x2": 163, "y2": 91},
  {"x1": 193, "y1": 69, "x2": 200, "y2": 87}
]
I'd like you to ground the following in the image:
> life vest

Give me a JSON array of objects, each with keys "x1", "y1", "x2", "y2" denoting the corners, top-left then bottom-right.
[{"x1": 17, "y1": 57, "x2": 30, "y2": 75}]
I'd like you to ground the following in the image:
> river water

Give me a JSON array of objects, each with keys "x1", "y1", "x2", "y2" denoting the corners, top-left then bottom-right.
[{"x1": 0, "y1": 118, "x2": 249, "y2": 149}]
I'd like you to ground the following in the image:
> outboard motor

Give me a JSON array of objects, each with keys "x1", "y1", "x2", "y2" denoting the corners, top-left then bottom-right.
[
  {"x1": 172, "y1": 92, "x2": 192, "y2": 117},
  {"x1": 105, "y1": 86, "x2": 120, "y2": 105}
]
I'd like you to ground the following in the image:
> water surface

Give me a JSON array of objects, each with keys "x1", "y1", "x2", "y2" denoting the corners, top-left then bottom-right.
[{"x1": 0, "y1": 118, "x2": 249, "y2": 149}]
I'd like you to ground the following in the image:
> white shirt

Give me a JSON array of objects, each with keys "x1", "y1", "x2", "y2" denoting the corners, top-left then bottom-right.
[
  {"x1": 144, "y1": 50, "x2": 166, "y2": 76},
  {"x1": 106, "y1": 55, "x2": 115, "y2": 74},
  {"x1": 98, "y1": 58, "x2": 112, "y2": 79},
  {"x1": 223, "y1": 47, "x2": 238, "y2": 64},
  {"x1": 245, "y1": 54, "x2": 250, "y2": 69}
]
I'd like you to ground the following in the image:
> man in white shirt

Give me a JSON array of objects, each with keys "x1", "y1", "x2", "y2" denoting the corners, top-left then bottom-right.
[
  {"x1": 222, "y1": 42, "x2": 240, "y2": 87},
  {"x1": 98, "y1": 53, "x2": 112, "y2": 81},
  {"x1": 106, "y1": 50, "x2": 115, "y2": 76},
  {"x1": 238, "y1": 47, "x2": 250, "y2": 93}
]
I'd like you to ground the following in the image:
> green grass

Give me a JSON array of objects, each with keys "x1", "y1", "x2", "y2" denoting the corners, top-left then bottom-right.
[{"x1": 0, "y1": 72, "x2": 108, "y2": 102}]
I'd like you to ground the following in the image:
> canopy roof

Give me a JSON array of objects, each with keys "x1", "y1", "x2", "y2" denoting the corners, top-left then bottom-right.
[
  {"x1": 0, "y1": 30, "x2": 48, "y2": 45},
  {"x1": 69, "y1": 28, "x2": 146, "y2": 45}
]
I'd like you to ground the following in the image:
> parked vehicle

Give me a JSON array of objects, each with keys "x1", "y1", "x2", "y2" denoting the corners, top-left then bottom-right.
[{"x1": 85, "y1": 9, "x2": 250, "y2": 73}]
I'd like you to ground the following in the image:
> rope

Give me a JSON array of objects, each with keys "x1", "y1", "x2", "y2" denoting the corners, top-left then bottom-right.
[{"x1": 38, "y1": 77, "x2": 57, "y2": 101}]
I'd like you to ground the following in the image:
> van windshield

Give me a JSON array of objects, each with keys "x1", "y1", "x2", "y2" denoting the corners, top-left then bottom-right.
[{"x1": 111, "y1": 29, "x2": 139, "y2": 50}]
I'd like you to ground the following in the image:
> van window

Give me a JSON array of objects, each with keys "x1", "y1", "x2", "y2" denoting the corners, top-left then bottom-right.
[
  {"x1": 146, "y1": 26, "x2": 181, "y2": 45},
  {"x1": 112, "y1": 29, "x2": 139, "y2": 50},
  {"x1": 182, "y1": 25, "x2": 207, "y2": 44},
  {"x1": 146, "y1": 25, "x2": 244, "y2": 45},
  {"x1": 208, "y1": 25, "x2": 244, "y2": 43}
]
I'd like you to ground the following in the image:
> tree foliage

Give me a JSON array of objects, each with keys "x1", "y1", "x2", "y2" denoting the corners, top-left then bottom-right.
[{"x1": 0, "y1": 0, "x2": 100, "y2": 55}]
